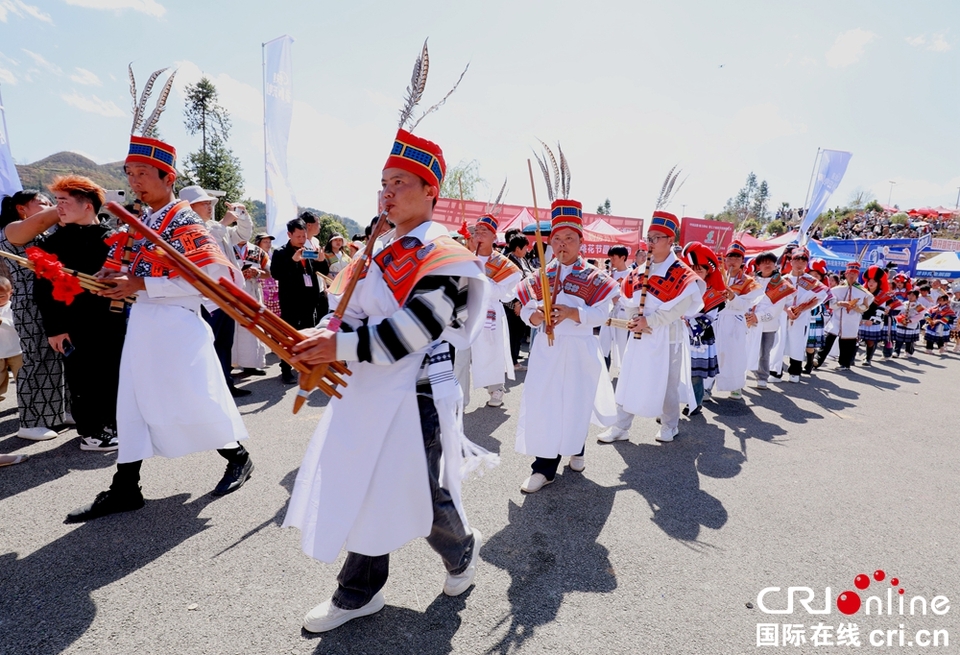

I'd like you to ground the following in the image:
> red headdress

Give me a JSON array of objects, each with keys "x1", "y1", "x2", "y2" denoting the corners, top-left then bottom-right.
[
  {"x1": 809, "y1": 258, "x2": 828, "y2": 277},
  {"x1": 682, "y1": 241, "x2": 726, "y2": 311},
  {"x1": 864, "y1": 265, "x2": 890, "y2": 296}
]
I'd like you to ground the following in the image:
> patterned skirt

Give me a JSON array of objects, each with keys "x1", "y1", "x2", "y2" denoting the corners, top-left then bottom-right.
[
  {"x1": 690, "y1": 338, "x2": 719, "y2": 379},
  {"x1": 807, "y1": 313, "x2": 826, "y2": 349},
  {"x1": 262, "y1": 277, "x2": 281, "y2": 316},
  {"x1": 858, "y1": 322, "x2": 883, "y2": 341},
  {"x1": 893, "y1": 324, "x2": 920, "y2": 343}
]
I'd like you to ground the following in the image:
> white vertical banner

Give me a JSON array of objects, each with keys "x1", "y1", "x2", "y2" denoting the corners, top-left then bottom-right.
[
  {"x1": 798, "y1": 149, "x2": 852, "y2": 245},
  {"x1": 0, "y1": 85, "x2": 23, "y2": 198},
  {"x1": 263, "y1": 35, "x2": 297, "y2": 243}
]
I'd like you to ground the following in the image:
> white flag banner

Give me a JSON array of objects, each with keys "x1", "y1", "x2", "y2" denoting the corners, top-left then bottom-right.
[
  {"x1": 263, "y1": 35, "x2": 297, "y2": 244},
  {"x1": 0, "y1": 86, "x2": 23, "y2": 198},
  {"x1": 799, "y1": 149, "x2": 852, "y2": 245}
]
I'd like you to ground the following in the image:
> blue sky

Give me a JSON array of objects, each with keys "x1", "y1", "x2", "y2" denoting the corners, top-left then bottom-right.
[{"x1": 1, "y1": 0, "x2": 958, "y2": 222}]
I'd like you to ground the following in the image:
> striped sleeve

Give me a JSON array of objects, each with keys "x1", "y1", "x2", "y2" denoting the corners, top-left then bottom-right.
[{"x1": 335, "y1": 275, "x2": 468, "y2": 365}]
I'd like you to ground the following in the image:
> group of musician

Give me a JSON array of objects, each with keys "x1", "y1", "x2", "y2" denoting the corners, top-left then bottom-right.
[{"x1": 4, "y1": 48, "x2": 959, "y2": 639}]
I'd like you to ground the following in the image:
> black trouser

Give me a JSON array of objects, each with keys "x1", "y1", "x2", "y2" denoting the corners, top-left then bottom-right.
[
  {"x1": 109, "y1": 446, "x2": 249, "y2": 493},
  {"x1": 838, "y1": 339, "x2": 858, "y2": 367},
  {"x1": 202, "y1": 308, "x2": 236, "y2": 388},
  {"x1": 894, "y1": 339, "x2": 915, "y2": 355},
  {"x1": 62, "y1": 327, "x2": 123, "y2": 438},
  {"x1": 926, "y1": 337, "x2": 946, "y2": 351},
  {"x1": 788, "y1": 358, "x2": 804, "y2": 376},
  {"x1": 331, "y1": 394, "x2": 474, "y2": 610},
  {"x1": 504, "y1": 302, "x2": 528, "y2": 364},
  {"x1": 531, "y1": 443, "x2": 586, "y2": 481}
]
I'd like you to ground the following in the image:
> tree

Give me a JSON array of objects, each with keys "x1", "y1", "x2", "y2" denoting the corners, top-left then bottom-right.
[
  {"x1": 848, "y1": 187, "x2": 877, "y2": 210},
  {"x1": 183, "y1": 78, "x2": 230, "y2": 157},
  {"x1": 717, "y1": 172, "x2": 771, "y2": 228},
  {"x1": 864, "y1": 200, "x2": 883, "y2": 213},
  {"x1": 440, "y1": 160, "x2": 485, "y2": 200},
  {"x1": 596, "y1": 198, "x2": 611, "y2": 215},
  {"x1": 181, "y1": 77, "x2": 244, "y2": 219}
]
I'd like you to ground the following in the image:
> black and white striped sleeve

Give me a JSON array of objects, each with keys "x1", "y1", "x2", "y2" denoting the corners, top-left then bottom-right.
[{"x1": 335, "y1": 274, "x2": 469, "y2": 365}]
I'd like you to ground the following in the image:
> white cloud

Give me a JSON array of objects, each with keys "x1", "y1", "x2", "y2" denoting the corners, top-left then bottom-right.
[
  {"x1": 21, "y1": 49, "x2": 61, "y2": 75},
  {"x1": 63, "y1": 0, "x2": 165, "y2": 18},
  {"x1": 70, "y1": 67, "x2": 101, "y2": 86},
  {"x1": 825, "y1": 28, "x2": 877, "y2": 68},
  {"x1": 0, "y1": 0, "x2": 52, "y2": 24},
  {"x1": 0, "y1": 68, "x2": 16, "y2": 84},
  {"x1": 907, "y1": 33, "x2": 952, "y2": 52},
  {"x1": 928, "y1": 33, "x2": 951, "y2": 52},
  {"x1": 61, "y1": 92, "x2": 125, "y2": 117}
]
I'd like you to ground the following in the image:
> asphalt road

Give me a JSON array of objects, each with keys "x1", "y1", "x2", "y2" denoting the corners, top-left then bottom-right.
[{"x1": 1, "y1": 347, "x2": 958, "y2": 655}]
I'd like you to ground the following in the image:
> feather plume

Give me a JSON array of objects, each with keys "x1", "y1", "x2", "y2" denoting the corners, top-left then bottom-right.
[
  {"x1": 409, "y1": 62, "x2": 469, "y2": 131},
  {"x1": 132, "y1": 67, "x2": 167, "y2": 135},
  {"x1": 398, "y1": 39, "x2": 429, "y2": 130},
  {"x1": 141, "y1": 70, "x2": 176, "y2": 137},
  {"x1": 655, "y1": 165, "x2": 685, "y2": 210},
  {"x1": 484, "y1": 177, "x2": 508, "y2": 216},
  {"x1": 557, "y1": 142, "x2": 571, "y2": 199},
  {"x1": 537, "y1": 140, "x2": 561, "y2": 200},
  {"x1": 532, "y1": 150, "x2": 555, "y2": 203},
  {"x1": 128, "y1": 63, "x2": 138, "y2": 122}
]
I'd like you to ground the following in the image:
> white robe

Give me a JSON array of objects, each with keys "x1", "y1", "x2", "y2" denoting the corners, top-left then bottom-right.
[
  {"x1": 598, "y1": 268, "x2": 632, "y2": 370},
  {"x1": 830, "y1": 284, "x2": 874, "y2": 338},
  {"x1": 470, "y1": 256, "x2": 520, "y2": 389},
  {"x1": 782, "y1": 274, "x2": 828, "y2": 361},
  {"x1": 515, "y1": 261, "x2": 617, "y2": 458},
  {"x1": 231, "y1": 247, "x2": 268, "y2": 369},
  {"x1": 283, "y1": 221, "x2": 489, "y2": 562},
  {"x1": 751, "y1": 276, "x2": 790, "y2": 373},
  {"x1": 116, "y1": 207, "x2": 248, "y2": 464},
  {"x1": 714, "y1": 275, "x2": 764, "y2": 392},
  {"x1": 615, "y1": 253, "x2": 704, "y2": 418}
]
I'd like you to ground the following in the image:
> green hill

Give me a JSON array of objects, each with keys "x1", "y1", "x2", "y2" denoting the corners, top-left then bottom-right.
[{"x1": 16, "y1": 151, "x2": 128, "y2": 192}]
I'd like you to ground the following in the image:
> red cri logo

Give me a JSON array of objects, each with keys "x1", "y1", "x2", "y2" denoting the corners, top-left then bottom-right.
[{"x1": 837, "y1": 569, "x2": 903, "y2": 615}]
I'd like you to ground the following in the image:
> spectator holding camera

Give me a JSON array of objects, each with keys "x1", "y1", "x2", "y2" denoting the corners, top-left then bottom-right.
[{"x1": 271, "y1": 217, "x2": 327, "y2": 384}]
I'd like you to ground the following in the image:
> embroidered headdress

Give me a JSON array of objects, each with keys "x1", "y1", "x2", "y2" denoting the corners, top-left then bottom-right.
[
  {"x1": 475, "y1": 178, "x2": 507, "y2": 234},
  {"x1": 383, "y1": 40, "x2": 468, "y2": 189},
  {"x1": 533, "y1": 141, "x2": 581, "y2": 236},
  {"x1": 647, "y1": 166, "x2": 685, "y2": 238},
  {"x1": 125, "y1": 65, "x2": 178, "y2": 176}
]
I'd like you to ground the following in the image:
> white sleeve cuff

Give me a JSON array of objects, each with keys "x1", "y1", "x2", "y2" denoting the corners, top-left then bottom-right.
[{"x1": 335, "y1": 331, "x2": 359, "y2": 362}]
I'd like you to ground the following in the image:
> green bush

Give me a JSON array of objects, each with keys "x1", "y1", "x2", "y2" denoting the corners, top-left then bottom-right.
[
  {"x1": 822, "y1": 224, "x2": 839, "y2": 238},
  {"x1": 890, "y1": 213, "x2": 909, "y2": 226},
  {"x1": 766, "y1": 219, "x2": 786, "y2": 236}
]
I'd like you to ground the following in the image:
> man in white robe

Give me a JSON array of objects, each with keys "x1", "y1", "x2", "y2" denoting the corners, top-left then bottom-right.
[
  {"x1": 782, "y1": 248, "x2": 828, "y2": 383},
  {"x1": 66, "y1": 134, "x2": 252, "y2": 523},
  {"x1": 713, "y1": 241, "x2": 763, "y2": 399},
  {"x1": 284, "y1": 127, "x2": 490, "y2": 633},
  {"x1": 598, "y1": 245, "x2": 634, "y2": 371},
  {"x1": 467, "y1": 214, "x2": 521, "y2": 407},
  {"x1": 514, "y1": 199, "x2": 619, "y2": 493},
  {"x1": 597, "y1": 211, "x2": 704, "y2": 445},
  {"x1": 816, "y1": 261, "x2": 873, "y2": 369},
  {"x1": 750, "y1": 251, "x2": 795, "y2": 389}
]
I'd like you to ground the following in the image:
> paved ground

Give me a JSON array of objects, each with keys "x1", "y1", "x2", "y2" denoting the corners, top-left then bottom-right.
[{"x1": 1, "y1": 346, "x2": 959, "y2": 654}]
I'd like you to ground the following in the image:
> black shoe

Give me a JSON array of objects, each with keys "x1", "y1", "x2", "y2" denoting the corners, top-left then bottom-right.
[
  {"x1": 242, "y1": 368, "x2": 267, "y2": 376},
  {"x1": 769, "y1": 371, "x2": 782, "y2": 379},
  {"x1": 65, "y1": 488, "x2": 145, "y2": 523},
  {"x1": 688, "y1": 405, "x2": 703, "y2": 417},
  {"x1": 862, "y1": 360, "x2": 872, "y2": 367},
  {"x1": 281, "y1": 370, "x2": 298, "y2": 384},
  {"x1": 212, "y1": 458, "x2": 254, "y2": 496},
  {"x1": 230, "y1": 386, "x2": 252, "y2": 398}
]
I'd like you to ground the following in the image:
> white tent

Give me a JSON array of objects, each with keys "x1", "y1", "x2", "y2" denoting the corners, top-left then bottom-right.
[{"x1": 916, "y1": 251, "x2": 960, "y2": 279}]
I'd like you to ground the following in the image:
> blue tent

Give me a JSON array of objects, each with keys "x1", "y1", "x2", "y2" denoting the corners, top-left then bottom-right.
[{"x1": 805, "y1": 240, "x2": 855, "y2": 271}]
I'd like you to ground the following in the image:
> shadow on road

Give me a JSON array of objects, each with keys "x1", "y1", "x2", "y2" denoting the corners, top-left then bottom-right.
[
  {"x1": 307, "y1": 594, "x2": 468, "y2": 655},
  {"x1": 612, "y1": 429, "x2": 731, "y2": 543},
  {"x1": 0, "y1": 493, "x2": 214, "y2": 655},
  {"x1": 0, "y1": 436, "x2": 117, "y2": 502},
  {"x1": 480, "y1": 476, "x2": 618, "y2": 654}
]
